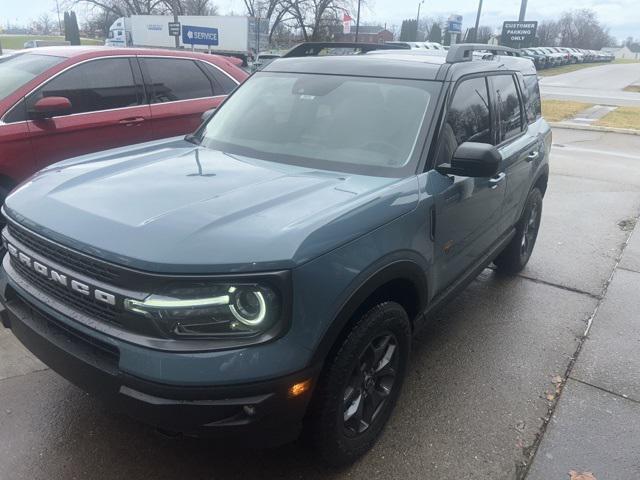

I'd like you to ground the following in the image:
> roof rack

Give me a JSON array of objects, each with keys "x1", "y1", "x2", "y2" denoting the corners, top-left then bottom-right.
[
  {"x1": 282, "y1": 42, "x2": 410, "y2": 58},
  {"x1": 446, "y1": 44, "x2": 519, "y2": 63}
]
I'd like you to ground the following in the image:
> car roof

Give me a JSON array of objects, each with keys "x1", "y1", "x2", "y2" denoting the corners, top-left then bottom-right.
[
  {"x1": 18, "y1": 45, "x2": 229, "y2": 63},
  {"x1": 264, "y1": 50, "x2": 536, "y2": 81}
]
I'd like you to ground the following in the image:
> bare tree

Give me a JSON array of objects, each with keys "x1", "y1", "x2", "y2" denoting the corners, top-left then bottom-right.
[
  {"x1": 536, "y1": 19, "x2": 560, "y2": 46},
  {"x1": 34, "y1": 13, "x2": 54, "y2": 35}
]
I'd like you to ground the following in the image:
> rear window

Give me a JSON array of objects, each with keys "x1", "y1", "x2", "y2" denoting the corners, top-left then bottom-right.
[
  {"x1": 522, "y1": 74, "x2": 542, "y2": 123},
  {"x1": 141, "y1": 57, "x2": 213, "y2": 102},
  {"x1": 0, "y1": 53, "x2": 64, "y2": 101}
]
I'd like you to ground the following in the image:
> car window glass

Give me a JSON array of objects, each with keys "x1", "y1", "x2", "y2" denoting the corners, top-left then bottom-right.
[
  {"x1": 436, "y1": 76, "x2": 492, "y2": 166},
  {"x1": 200, "y1": 72, "x2": 436, "y2": 177},
  {"x1": 492, "y1": 74, "x2": 523, "y2": 142},
  {"x1": 0, "y1": 53, "x2": 65, "y2": 104},
  {"x1": 199, "y1": 62, "x2": 238, "y2": 95},
  {"x1": 26, "y1": 58, "x2": 139, "y2": 116},
  {"x1": 142, "y1": 58, "x2": 213, "y2": 102},
  {"x1": 522, "y1": 74, "x2": 541, "y2": 124}
]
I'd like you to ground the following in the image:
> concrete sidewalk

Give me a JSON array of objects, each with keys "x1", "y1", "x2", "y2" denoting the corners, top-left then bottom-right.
[{"x1": 527, "y1": 223, "x2": 640, "y2": 478}]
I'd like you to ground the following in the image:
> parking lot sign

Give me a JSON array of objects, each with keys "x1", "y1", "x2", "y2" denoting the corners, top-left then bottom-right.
[
  {"x1": 168, "y1": 22, "x2": 181, "y2": 36},
  {"x1": 182, "y1": 25, "x2": 219, "y2": 46},
  {"x1": 501, "y1": 21, "x2": 538, "y2": 48}
]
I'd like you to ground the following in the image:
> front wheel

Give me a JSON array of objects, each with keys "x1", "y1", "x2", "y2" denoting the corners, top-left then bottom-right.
[
  {"x1": 306, "y1": 302, "x2": 411, "y2": 466},
  {"x1": 494, "y1": 187, "x2": 543, "y2": 274}
]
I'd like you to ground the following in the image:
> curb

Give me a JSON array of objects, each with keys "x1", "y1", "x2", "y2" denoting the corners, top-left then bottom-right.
[{"x1": 548, "y1": 122, "x2": 640, "y2": 136}]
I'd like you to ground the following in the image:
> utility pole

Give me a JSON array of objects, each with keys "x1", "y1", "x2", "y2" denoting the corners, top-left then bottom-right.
[
  {"x1": 415, "y1": 0, "x2": 424, "y2": 42},
  {"x1": 354, "y1": 0, "x2": 361, "y2": 43},
  {"x1": 55, "y1": 0, "x2": 62, "y2": 34},
  {"x1": 173, "y1": 0, "x2": 180, "y2": 48},
  {"x1": 473, "y1": 0, "x2": 483, "y2": 43},
  {"x1": 519, "y1": 0, "x2": 528, "y2": 21}
]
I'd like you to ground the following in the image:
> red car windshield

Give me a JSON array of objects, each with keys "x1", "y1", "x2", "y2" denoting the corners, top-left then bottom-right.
[{"x1": 0, "y1": 53, "x2": 65, "y2": 100}]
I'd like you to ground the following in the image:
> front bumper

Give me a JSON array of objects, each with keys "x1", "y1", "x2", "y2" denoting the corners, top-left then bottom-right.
[{"x1": 0, "y1": 290, "x2": 319, "y2": 446}]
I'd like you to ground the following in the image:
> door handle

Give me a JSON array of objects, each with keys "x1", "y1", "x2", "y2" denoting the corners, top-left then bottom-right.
[
  {"x1": 489, "y1": 172, "x2": 506, "y2": 189},
  {"x1": 118, "y1": 117, "x2": 145, "y2": 126},
  {"x1": 526, "y1": 150, "x2": 540, "y2": 162}
]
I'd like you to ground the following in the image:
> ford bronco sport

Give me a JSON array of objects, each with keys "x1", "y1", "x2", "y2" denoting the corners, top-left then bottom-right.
[{"x1": 0, "y1": 43, "x2": 550, "y2": 465}]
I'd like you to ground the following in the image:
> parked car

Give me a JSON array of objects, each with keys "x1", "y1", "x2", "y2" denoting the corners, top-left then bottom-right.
[
  {"x1": 520, "y1": 48, "x2": 547, "y2": 69},
  {"x1": 0, "y1": 43, "x2": 550, "y2": 465},
  {"x1": 0, "y1": 46, "x2": 248, "y2": 205},
  {"x1": 539, "y1": 47, "x2": 566, "y2": 66}
]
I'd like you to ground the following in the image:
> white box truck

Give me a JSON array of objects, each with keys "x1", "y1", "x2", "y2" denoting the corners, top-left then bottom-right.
[{"x1": 106, "y1": 15, "x2": 268, "y2": 62}]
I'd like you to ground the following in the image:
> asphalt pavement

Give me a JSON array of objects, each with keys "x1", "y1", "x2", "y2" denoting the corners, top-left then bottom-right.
[
  {"x1": 1, "y1": 128, "x2": 640, "y2": 479},
  {"x1": 540, "y1": 62, "x2": 640, "y2": 107}
]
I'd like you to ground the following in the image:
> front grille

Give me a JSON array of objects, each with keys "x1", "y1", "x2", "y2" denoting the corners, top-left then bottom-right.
[
  {"x1": 7, "y1": 223, "x2": 121, "y2": 284},
  {"x1": 11, "y1": 256, "x2": 119, "y2": 325}
]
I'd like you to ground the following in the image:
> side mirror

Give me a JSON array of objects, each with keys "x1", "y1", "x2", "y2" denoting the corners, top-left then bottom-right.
[
  {"x1": 29, "y1": 96, "x2": 72, "y2": 119},
  {"x1": 201, "y1": 108, "x2": 216, "y2": 123},
  {"x1": 436, "y1": 142, "x2": 501, "y2": 178}
]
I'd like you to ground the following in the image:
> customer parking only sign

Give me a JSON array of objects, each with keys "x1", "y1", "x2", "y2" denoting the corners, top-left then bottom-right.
[
  {"x1": 182, "y1": 25, "x2": 219, "y2": 46},
  {"x1": 501, "y1": 21, "x2": 538, "y2": 48}
]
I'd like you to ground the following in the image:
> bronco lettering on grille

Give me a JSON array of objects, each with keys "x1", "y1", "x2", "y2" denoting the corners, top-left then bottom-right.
[{"x1": 6, "y1": 242, "x2": 117, "y2": 306}]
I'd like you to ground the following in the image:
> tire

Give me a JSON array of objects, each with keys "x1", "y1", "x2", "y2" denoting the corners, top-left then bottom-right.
[
  {"x1": 306, "y1": 302, "x2": 411, "y2": 466},
  {"x1": 494, "y1": 187, "x2": 543, "y2": 275}
]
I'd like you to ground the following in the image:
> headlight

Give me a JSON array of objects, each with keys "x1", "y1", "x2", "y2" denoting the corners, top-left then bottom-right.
[{"x1": 124, "y1": 282, "x2": 281, "y2": 339}]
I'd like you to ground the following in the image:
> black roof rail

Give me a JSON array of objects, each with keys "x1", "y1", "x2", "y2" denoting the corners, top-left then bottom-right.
[
  {"x1": 281, "y1": 42, "x2": 410, "y2": 58},
  {"x1": 446, "y1": 43, "x2": 519, "y2": 63}
]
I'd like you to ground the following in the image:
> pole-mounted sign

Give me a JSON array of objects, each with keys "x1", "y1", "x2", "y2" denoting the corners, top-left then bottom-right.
[
  {"x1": 182, "y1": 25, "x2": 219, "y2": 47},
  {"x1": 168, "y1": 21, "x2": 181, "y2": 36},
  {"x1": 501, "y1": 21, "x2": 537, "y2": 48}
]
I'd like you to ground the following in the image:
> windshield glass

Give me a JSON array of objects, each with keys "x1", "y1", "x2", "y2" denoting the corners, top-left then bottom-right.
[
  {"x1": 200, "y1": 72, "x2": 436, "y2": 177},
  {"x1": 0, "y1": 53, "x2": 65, "y2": 100}
]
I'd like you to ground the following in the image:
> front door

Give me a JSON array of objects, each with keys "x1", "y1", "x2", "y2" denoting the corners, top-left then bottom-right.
[
  {"x1": 489, "y1": 74, "x2": 538, "y2": 233},
  {"x1": 430, "y1": 76, "x2": 506, "y2": 292},
  {"x1": 25, "y1": 57, "x2": 152, "y2": 169}
]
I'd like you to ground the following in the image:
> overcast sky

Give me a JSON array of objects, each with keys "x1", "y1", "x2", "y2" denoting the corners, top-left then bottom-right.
[{"x1": 1, "y1": 0, "x2": 638, "y2": 41}]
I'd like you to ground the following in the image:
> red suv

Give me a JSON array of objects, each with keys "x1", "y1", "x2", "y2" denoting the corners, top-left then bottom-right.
[{"x1": 0, "y1": 46, "x2": 248, "y2": 203}]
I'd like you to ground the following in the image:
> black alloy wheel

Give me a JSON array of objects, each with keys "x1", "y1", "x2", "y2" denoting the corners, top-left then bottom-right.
[{"x1": 342, "y1": 332, "x2": 399, "y2": 437}]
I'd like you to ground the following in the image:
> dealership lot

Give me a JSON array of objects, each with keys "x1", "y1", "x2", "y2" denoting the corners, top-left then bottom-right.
[{"x1": 0, "y1": 127, "x2": 638, "y2": 479}]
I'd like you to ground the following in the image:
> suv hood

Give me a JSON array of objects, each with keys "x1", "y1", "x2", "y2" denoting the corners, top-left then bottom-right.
[{"x1": 5, "y1": 138, "x2": 419, "y2": 274}]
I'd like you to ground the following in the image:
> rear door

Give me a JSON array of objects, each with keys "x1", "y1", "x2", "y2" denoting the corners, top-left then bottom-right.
[
  {"x1": 26, "y1": 57, "x2": 152, "y2": 169},
  {"x1": 139, "y1": 57, "x2": 236, "y2": 139},
  {"x1": 431, "y1": 75, "x2": 506, "y2": 290},
  {"x1": 489, "y1": 73, "x2": 539, "y2": 233}
]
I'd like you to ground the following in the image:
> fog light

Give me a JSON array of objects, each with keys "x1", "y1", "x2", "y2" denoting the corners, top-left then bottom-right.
[{"x1": 288, "y1": 379, "x2": 312, "y2": 398}]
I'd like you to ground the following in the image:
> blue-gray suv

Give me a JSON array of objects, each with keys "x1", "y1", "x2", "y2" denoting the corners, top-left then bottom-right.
[{"x1": 0, "y1": 43, "x2": 550, "y2": 465}]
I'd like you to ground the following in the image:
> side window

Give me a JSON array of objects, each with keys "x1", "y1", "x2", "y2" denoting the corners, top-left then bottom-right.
[
  {"x1": 200, "y1": 62, "x2": 238, "y2": 95},
  {"x1": 26, "y1": 58, "x2": 140, "y2": 115},
  {"x1": 522, "y1": 74, "x2": 542, "y2": 123},
  {"x1": 141, "y1": 58, "x2": 213, "y2": 103},
  {"x1": 492, "y1": 74, "x2": 523, "y2": 142},
  {"x1": 436, "y1": 76, "x2": 492, "y2": 165}
]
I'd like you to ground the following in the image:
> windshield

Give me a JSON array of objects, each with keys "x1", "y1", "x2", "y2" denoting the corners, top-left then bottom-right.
[
  {"x1": 200, "y1": 72, "x2": 436, "y2": 177},
  {"x1": 0, "y1": 53, "x2": 65, "y2": 100}
]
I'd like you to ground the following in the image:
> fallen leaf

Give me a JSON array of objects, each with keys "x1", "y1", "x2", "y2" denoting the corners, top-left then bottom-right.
[
  {"x1": 552, "y1": 375, "x2": 563, "y2": 385},
  {"x1": 569, "y1": 470, "x2": 597, "y2": 480},
  {"x1": 546, "y1": 392, "x2": 555, "y2": 401}
]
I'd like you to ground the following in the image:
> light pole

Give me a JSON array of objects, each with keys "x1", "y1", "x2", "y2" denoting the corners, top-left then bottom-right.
[
  {"x1": 354, "y1": 0, "x2": 361, "y2": 43},
  {"x1": 415, "y1": 0, "x2": 425, "y2": 42},
  {"x1": 472, "y1": 0, "x2": 483, "y2": 43},
  {"x1": 519, "y1": 0, "x2": 528, "y2": 21}
]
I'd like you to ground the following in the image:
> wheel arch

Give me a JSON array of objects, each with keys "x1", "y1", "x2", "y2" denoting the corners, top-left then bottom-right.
[{"x1": 309, "y1": 260, "x2": 428, "y2": 367}]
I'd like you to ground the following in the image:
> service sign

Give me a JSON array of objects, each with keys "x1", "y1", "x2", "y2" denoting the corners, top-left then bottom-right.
[
  {"x1": 182, "y1": 25, "x2": 219, "y2": 46},
  {"x1": 501, "y1": 21, "x2": 538, "y2": 48}
]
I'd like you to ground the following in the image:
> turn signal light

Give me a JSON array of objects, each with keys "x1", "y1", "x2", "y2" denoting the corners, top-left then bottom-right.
[{"x1": 288, "y1": 379, "x2": 312, "y2": 398}]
